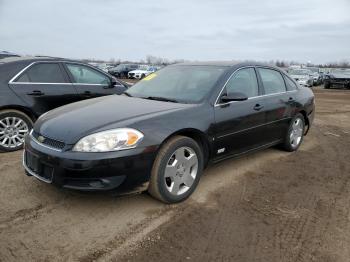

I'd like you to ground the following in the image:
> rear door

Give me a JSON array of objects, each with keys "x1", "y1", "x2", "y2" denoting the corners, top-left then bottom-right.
[
  {"x1": 64, "y1": 63, "x2": 124, "y2": 99},
  {"x1": 256, "y1": 67, "x2": 296, "y2": 142},
  {"x1": 213, "y1": 67, "x2": 268, "y2": 159},
  {"x1": 9, "y1": 62, "x2": 79, "y2": 116}
]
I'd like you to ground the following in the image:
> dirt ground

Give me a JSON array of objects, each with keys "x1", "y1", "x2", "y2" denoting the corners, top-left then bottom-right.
[{"x1": 0, "y1": 86, "x2": 349, "y2": 262}]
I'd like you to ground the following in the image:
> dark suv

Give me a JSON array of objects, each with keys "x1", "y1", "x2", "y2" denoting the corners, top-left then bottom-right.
[
  {"x1": 108, "y1": 64, "x2": 139, "y2": 78},
  {"x1": 0, "y1": 56, "x2": 128, "y2": 152}
]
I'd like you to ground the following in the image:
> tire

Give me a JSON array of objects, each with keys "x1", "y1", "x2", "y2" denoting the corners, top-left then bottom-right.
[
  {"x1": 141, "y1": 74, "x2": 146, "y2": 79},
  {"x1": 324, "y1": 82, "x2": 331, "y2": 89},
  {"x1": 282, "y1": 113, "x2": 305, "y2": 152},
  {"x1": 0, "y1": 110, "x2": 33, "y2": 152},
  {"x1": 148, "y1": 135, "x2": 204, "y2": 203}
]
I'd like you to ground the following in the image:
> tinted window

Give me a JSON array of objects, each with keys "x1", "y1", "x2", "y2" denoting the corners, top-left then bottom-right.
[
  {"x1": 225, "y1": 68, "x2": 259, "y2": 98},
  {"x1": 284, "y1": 76, "x2": 297, "y2": 91},
  {"x1": 66, "y1": 64, "x2": 110, "y2": 85},
  {"x1": 127, "y1": 66, "x2": 226, "y2": 103},
  {"x1": 258, "y1": 68, "x2": 286, "y2": 94},
  {"x1": 16, "y1": 63, "x2": 66, "y2": 83}
]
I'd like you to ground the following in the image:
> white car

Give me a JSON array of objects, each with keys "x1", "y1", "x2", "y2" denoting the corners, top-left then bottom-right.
[
  {"x1": 288, "y1": 69, "x2": 314, "y2": 87},
  {"x1": 128, "y1": 66, "x2": 158, "y2": 79}
]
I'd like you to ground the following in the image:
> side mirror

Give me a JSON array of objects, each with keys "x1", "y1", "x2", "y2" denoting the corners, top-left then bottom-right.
[
  {"x1": 111, "y1": 78, "x2": 117, "y2": 86},
  {"x1": 221, "y1": 92, "x2": 248, "y2": 103},
  {"x1": 104, "y1": 78, "x2": 120, "y2": 89}
]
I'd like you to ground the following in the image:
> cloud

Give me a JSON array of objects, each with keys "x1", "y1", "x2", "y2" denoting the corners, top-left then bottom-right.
[{"x1": 0, "y1": 0, "x2": 349, "y2": 63}]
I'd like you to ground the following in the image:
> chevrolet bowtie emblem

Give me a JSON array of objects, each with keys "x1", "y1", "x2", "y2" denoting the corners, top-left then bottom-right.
[{"x1": 37, "y1": 136, "x2": 45, "y2": 143}]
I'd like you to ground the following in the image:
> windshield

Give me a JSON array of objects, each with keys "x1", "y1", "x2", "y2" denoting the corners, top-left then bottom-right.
[
  {"x1": 332, "y1": 69, "x2": 350, "y2": 75},
  {"x1": 126, "y1": 65, "x2": 227, "y2": 103},
  {"x1": 289, "y1": 69, "x2": 311, "y2": 75}
]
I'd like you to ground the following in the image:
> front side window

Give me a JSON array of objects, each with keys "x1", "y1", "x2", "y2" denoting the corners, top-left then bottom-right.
[
  {"x1": 127, "y1": 65, "x2": 226, "y2": 103},
  {"x1": 258, "y1": 68, "x2": 286, "y2": 95},
  {"x1": 66, "y1": 64, "x2": 110, "y2": 85},
  {"x1": 16, "y1": 63, "x2": 66, "y2": 83},
  {"x1": 225, "y1": 68, "x2": 259, "y2": 98}
]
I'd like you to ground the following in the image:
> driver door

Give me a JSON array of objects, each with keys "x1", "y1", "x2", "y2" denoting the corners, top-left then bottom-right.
[{"x1": 213, "y1": 67, "x2": 268, "y2": 159}]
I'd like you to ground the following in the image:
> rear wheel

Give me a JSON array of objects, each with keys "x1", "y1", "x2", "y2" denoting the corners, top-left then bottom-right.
[
  {"x1": 282, "y1": 114, "x2": 305, "y2": 152},
  {"x1": 148, "y1": 136, "x2": 204, "y2": 203},
  {"x1": 324, "y1": 82, "x2": 331, "y2": 89},
  {"x1": 0, "y1": 110, "x2": 33, "y2": 152}
]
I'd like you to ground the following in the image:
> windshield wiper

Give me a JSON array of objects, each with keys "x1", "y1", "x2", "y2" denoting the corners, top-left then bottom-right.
[{"x1": 144, "y1": 96, "x2": 179, "y2": 103}]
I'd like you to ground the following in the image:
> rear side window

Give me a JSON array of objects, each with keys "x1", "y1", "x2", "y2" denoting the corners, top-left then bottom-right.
[
  {"x1": 284, "y1": 75, "x2": 298, "y2": 91},
  {"x1": 258, "y1": 68, "x2": 286, "y2": 95},
  {"x1": 225, "y1": 68, "x2": 259, "y2": 98},
  {"x1": 66, "y1": 64, "x2": 110, "y2": 85},
  {"x1": 16, "y1": 63, "x2": 66, "y2": 83}
]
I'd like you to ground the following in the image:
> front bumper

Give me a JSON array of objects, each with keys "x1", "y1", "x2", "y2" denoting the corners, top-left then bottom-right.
[{"x1": 23, "y1": 135, "x2": 158, "y2": 192}]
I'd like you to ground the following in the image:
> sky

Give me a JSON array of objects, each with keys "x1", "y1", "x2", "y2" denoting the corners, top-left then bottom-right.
[{"x1": 0, "y1": 0, "x2": 349, "y2": 64}]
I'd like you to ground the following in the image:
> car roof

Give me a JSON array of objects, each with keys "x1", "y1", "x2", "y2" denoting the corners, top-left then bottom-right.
[
  {"x1": 0, "y1": 56, "x2": 82, "y2": 64},
  {"x1": 172, "y1": 61, "x2": 285, "y2": 71}
]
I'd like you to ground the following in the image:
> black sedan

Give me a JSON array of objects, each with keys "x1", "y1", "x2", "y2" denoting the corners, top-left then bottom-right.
[
  {"x1": 23, "y1": 62, "x2": 315, "y2": 203},
  {"x1": 0, "y1": 56, "x2": 128, "y2": 152},
  {"x1": 324, "y1": 69, "x2": 350, "y2": 89}
]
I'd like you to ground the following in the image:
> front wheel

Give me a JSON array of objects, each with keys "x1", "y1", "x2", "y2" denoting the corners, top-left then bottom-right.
[
  {"x1": 282, "y1": 114, "x2": 305, "y2": 152},
  {"x1": 0, "y1": 110, "x2": 33, "y2": 152},
  {"x1": 148, "y1": 136, "x2": 204, "y2": 203}
]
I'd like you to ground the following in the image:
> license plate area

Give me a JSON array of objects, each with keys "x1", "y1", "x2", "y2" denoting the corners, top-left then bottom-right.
[
  {"x1": 26, "y1": 151, "x2": 40, "y2": 173},
  {"x1": 25, "y1": 151, "x2": 54, "y2": 183}
]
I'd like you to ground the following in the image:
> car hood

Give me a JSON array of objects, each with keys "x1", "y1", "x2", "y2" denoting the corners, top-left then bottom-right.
[
  {"x1": 330, "y1": 73, "x2": 350, "y2": 79},
  {"x1": 129, "y1": 69, "x2": 148, "y2": 74},
  {"x1": 35, "y1": 95, "x2": 191, "y2": 144}
]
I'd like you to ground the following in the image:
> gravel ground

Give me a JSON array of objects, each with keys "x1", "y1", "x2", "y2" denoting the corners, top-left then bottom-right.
[{"x1": 0, "y1": 86, "x2": 349, "y2": 262}]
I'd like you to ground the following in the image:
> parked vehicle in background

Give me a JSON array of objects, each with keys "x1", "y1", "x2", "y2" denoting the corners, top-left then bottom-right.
[
  {"x1": 288, "y1": 69, "x2": 314, "y2": 87},
  {"x1": 0, "y1": 51, "x2": 20, "y2": 60},
  {"x1": 324, "y1": 69, "x2": 350, "y2": 89},
  {"x1": 305, "y1": 67, "x2": 322, "y2": 86},
  {"x1": 128, "y1": 65, "x2": 158, "y2": 79},
  {"x1": 23, "y1": 62, "x2": 315, "y2": 203},
  {"x1": 0, "y1": 56, "x2": 128, "y2": 152},
  {"x1": 108, "y1": 64, "x2": 139, "y2": 78}
]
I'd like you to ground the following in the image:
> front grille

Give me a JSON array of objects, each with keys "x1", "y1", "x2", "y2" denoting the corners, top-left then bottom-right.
[
  {"x1": 32, "y1": 131, "x2": 65, "y2": 150},
  {"x1": 129, "y1": 73, "x2": 135, "y2": 77}
]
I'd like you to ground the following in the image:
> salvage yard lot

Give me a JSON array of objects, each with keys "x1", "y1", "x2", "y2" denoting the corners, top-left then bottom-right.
[{"x1": 0, "y1": 87, "x2": 349, "y2": 262}]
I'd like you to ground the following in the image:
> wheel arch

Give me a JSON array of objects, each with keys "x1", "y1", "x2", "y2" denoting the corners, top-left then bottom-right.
[
  {"x1": 160, "y1": 128, "x2": 212, "y2": 168},
  {"x1": 298, "y1": 110, "x2": 310, "y2": 135},
  {"x1": 0, "y1": 105, "x2": 37, "y2": 122}
]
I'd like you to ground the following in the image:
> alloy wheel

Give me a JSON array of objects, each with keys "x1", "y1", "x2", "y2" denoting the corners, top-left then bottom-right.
[
  {"x1": 290, "y1": 118, "x2": 303, "y2": 148},
  {"x1": 0, "y1": 117, "x2": 29, "y2": 149},
  {"x1": 164, "y1": 146, "x2": 198, "y2": 196}
]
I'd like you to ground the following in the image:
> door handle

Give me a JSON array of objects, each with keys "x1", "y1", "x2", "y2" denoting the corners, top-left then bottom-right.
[
  {"x1": 253, "y1": 104, "x2": 264, "y2": 111},
  {"x1": 27, "y1": 90, "x2": 45, "y2": 96}
]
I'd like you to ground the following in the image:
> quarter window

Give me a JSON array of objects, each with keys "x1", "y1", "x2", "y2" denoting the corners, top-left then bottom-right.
[
  {"x1": 258, "y1": 68, "x2": 286, "y2": 95},
  {"x1": 16, "y1": 63, "x2": 66, "y2": 83},
  {"x1": 225, "y1": 68, "x2": 259, "y2": 98},
  {"x1": 66, "y1": 64, "x2": 110, "y2": 85}
]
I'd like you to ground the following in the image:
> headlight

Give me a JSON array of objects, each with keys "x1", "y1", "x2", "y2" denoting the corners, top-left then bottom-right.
[{"x1": 72, "y1": 128, "x2": 144, "y2": 152}]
